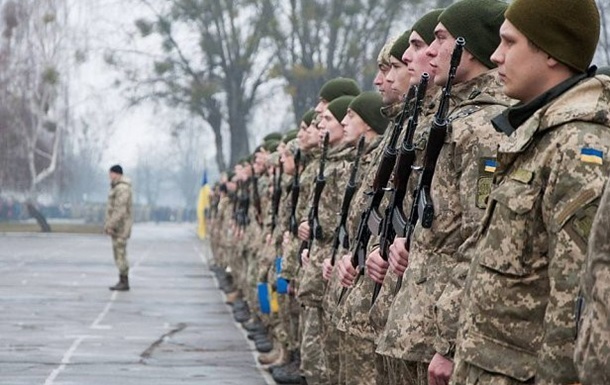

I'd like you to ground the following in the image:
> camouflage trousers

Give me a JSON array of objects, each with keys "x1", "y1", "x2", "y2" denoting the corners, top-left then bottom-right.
[
  {"x1": 111, "y1": 237, "x2": 129, "y2": 275},
  {"x1": 322, "y1": 321, "x2": 341, "y2": 384},
  {"x1": 450, "y1": 360, "x2": 535, "y2": 385},
  {"x1": 339, "y1": 332, "x2": 377, "y2": 385},
  {"x1": 300, "y1": 306, "x2": 329, "y2": 384},
  {"x1": 382, "y1": 356, "x2": 428, "y2": 385}
]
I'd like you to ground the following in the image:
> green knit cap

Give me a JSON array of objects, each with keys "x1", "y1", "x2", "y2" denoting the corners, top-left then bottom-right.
[
  {"x1": 327, "y1": 95, "x2": 355, "y2": 123},
  {"x1": 263, "y1": 139, "x2": 280, "y2": 153},
  {"x1": 390, "y1": 30, "x2": 410, "y2": 61},
  {"x1": 282, "y1": 129, "x2": 298, "y2": 143},
  {"x1": 505, "y1": 0, "x2": 599, "y2": 73},
  {"x1": 264, "y1": 132, "x2": 283, "y2": 142},
  {"x1": 413, "y1": 9, "x2": 444, "y2": 45},
  {"x1": 319, "y1": 78, "x2": 361, "y2": 102},
  {"x1": 439, "y1": 0, "x2": 507, "y2": 69},
  {"x1": 348, "y1": 91, "x2": 389, "y2": 135},
  {"x1": 301, "y1": 109, "x2": 316, "y2": 126}
]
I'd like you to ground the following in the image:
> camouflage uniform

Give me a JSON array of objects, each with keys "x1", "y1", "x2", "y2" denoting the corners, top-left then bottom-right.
[
  {"x1": 298, "y1": 144, "x2": 354, "y2": 384},
  {"x1": 375, "y1": 71, "x2": 511, "y2": 385},
  {"x1": 451, "y1": 74, "x2": 610, "y2": 385},
  {"x1": 574, "y1": 175, "x2": 610, "y2": 385},
  {"x1": 104, "y1": 176, "x2": 133, "y2": 275}
]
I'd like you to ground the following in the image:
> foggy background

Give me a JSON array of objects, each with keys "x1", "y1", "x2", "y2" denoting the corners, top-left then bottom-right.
[{"x1": 0, "y1": 0, "x2": 609, "y2": 225}]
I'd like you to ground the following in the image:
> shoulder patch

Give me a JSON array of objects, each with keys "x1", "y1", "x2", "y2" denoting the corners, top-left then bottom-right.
[
  {"x1": 476, "y1": 157, "x2": 496, "y2": 209},
  {"x1": 565, "y1": 203, "x2": 599, "y2": 252},
  {"x1": 580, "y1": 147, "x2": 604, "y2": 165}
]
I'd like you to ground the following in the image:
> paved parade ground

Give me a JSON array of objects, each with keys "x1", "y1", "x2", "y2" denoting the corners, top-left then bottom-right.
[{"x1": 0, "y1": 223, "x2": 272, "y2": 385}]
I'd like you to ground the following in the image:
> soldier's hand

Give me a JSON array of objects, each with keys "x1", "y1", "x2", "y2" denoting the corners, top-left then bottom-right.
[
  {"x1": 298, "y1": 222, "x2": 310, "y2": 241},
  {"x1": 301, "y1": 248, "x2": 310, "y2": 267},
  {"x1": 389, "y1": 237, "x2": 409, "y2": 276},
  {"x1": 322, "y1": 258, "x2": 333, "y2": 281},
  {"x1": 337, "y1": 254, "x2": 357, "y2": 288},
  {"x1": 428, "y1": 353, "x2": 453, "y2": 385},
  {"x1": 282, "y1": 231, "x2": 291, "y2": 248},
  {"x1": 366, "y1": 248, "x2": 388, "y2": 284}
]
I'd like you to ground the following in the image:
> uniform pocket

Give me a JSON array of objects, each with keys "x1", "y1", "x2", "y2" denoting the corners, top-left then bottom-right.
[{"x1": 478, "y1": 181, "x2": 544, "y2": 276}]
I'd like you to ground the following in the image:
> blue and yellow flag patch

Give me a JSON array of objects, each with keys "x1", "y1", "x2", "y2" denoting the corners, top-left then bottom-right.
[
  {"x1": 580, "y1": 148, "x2": 604, "y2": 165},
  {"x1": 484, "y1": 159, "x2": 497, "y2": 173}
]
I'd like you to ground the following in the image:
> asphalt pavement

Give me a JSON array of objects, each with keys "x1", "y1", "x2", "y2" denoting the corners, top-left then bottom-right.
[{"x1": 0, "y1": 223, "x2": 273, "y2": 385}]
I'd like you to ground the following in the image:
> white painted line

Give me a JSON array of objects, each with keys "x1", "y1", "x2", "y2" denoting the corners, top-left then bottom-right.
[
  {"x1": 90, "y1": 291, "x2": 117, "y2": 329},
  {"x1": 44, "y1": 336, "x2": 87, "y2": 385}
]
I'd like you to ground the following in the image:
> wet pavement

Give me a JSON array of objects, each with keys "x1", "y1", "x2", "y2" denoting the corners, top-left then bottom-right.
[{"x1": 0, "y1": 223, "x2": 273, "y2": 385}]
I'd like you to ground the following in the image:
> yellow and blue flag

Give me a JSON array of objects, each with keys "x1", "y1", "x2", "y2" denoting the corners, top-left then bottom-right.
[
  {"x1": 484, "y1": 159, "x2": 497, "y2": 173},
  {"x1": 580, "y1": 148, "x2": 604, "y2": 165},
  {"x1": 197, "y1": 170, "x2": 211, "y2": 239}
]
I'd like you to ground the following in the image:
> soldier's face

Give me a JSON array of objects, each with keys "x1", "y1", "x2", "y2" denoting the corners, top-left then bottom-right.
[
  {"x1": 318, "y1": 110, "x2": 343, "y2": 146},
  {"x1": 404, "y1": 31, "x2": 436, "y2": 86},
  {"x1": 386, "y1": 56, "x2": 411, "y2": 96},
  {"x1": 109, "y1": 172, "x2": 120, "y2": 182},
  {"x1": 305, "y1": 120, "x2": 320, "y2": 149},
  {"x1": 297, "y1": 121, "x2": 308, "y2": 146},
  {"x1": 341, "y1": 109, "x2": 368, "y2": 146},
  {"x1": 491, "y1": 20, "x2": 551, "y2": 104},
  {"x1": 315, "y1": 98, "x2": 329, "y2": 114},
  {"x1": 280, "y1": 148, "x2": 296, "y2": 175}
]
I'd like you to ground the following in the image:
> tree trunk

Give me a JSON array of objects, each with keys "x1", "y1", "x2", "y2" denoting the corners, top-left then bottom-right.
[{"x1": 26, "y1": 202, "x2": 52, "y2": 233}]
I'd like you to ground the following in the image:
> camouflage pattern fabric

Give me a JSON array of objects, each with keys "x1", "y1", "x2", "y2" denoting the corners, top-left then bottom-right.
[
  {"x1": 451, "y1": 360, "x2": 534, "y2": 385},
  {"x1": 574, "y1": 177, "x2": 610, "y2": 385},
  {"x1": 104, "y1": 176, "x2": 133, "y2": 239},
  {"x1": 297, "y1": 145, "x2": 354, "y2": 307},
  {"x1": 452, "y1": 74, "x2": 610, "y2": 384},
  {"x1": 377, "y1": 71, "x2": 512, "y2": 363},
  {"x1": 382, "y1": 356, "x2": 427, "y2": 385},
  {"x1": 300, "y1": 306, "x2": 330, "y2": 384},
  {"x1": 111, "y1": 237, "x2": 129, "y2": 275},
  {"x1": 339, "y1": 333, "x2": 377, "y2": 385}
]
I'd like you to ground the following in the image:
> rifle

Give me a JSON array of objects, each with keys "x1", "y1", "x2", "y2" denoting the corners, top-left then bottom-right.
[
  {"x1": 298, "y1": 132, "x2": 330, "y2": 267},
  {"x1": 289, "y1": 149, "x2": 302, "y2": 235},
  {"x1": 270, "y1": 160, "x2": 284, "y2": 232},
  {"x1": 394, "y1": 37, "x2": 465, "y2": 295},
  {"x1": 330, "y1": 136, "x2": 366, "y2": 267},
  {"x1": 250, "y1": 163, "x2": 263, "y2": 227},
  {"x1": 371, "y1": 73, "x2": 429, "y2": 305},
  {"x1": 336, "y1": 88, "x2": 414, "y2": 304}
]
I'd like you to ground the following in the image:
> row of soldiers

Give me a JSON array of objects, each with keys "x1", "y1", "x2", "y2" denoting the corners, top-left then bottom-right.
[{"x1": 209, "y1": 0, "x2": 610, "y2": 384}]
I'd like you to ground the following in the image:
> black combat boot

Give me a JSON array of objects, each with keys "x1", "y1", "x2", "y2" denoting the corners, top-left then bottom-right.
[{"x1": 109, "y1": 274, "x2": 130, "y2": 291}]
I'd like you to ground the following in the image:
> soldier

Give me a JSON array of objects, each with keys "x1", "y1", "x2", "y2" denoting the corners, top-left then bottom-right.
[
  {"x1": 297, "y1": 94, "x2": 357, "y2": 385},
  {"x1": 575, "y1": 177, "x2": 610, "y2": 385},
  {"x1": 449, "y1": 0, "x2": 610, "y2": 384},
  {"x1": 370, "y1": 3, "x2": 511, "y2": 385},
  {"x1": 320, "y1": 91, "x2": 389, "y2": 385},
  {"x1": 331, "y1": 30, "x2": 412, "y2": 385},
  {"x1": 104, "y1": 164, "x2": 133, "y2": 291}
]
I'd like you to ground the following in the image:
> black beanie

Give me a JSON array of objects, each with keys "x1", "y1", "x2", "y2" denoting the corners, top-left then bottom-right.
[
  {"x1": 301, "y1": 109, "x2": 316, "y2": 126},
  {"x1": 327, "y1": 95, "x2": 355, "y2": 123},
  {"x1": 505, "y1": 0, "x2": 599, "y2": 73},
  {"x1": 412, "y1": 9, "x2": 444, "y2": 45},
  {"x1": 110, "y1": 165, "x2": 123, "y2": 174},
  {"x1": 439, "y1": 0, "x2": 507, "y2": 69},
  {"x1": 319, "y1": 78, "x2": 361, "y2": 102},
  {"x1": 390, "y1": 30, "x2": 410, "y2": 61},
  {"x1": 348, "y1": 91, "x2": 389, "y2": 135}
]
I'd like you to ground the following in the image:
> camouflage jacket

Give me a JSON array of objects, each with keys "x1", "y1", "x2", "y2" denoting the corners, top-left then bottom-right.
[
  {"x1": 376, "y1": 70, "x2": 511, "y2": 362},
  {"x1": 454, "y1": 74, "x2": 610, "y2": 384},
  {"x1": 104, "y1": 176, "x2": 133, "y2": 239},
  {"x1": 281, "y1": 149, "x2": 319, "y2": 281},
  {"x1": 574, "y1": 175, "x2": 610, "y2": 385},
  {"x1": 297, "y1": 144, "x2": 355, "y2": 307},
  {"x1": 321, "y1": 135, "x2": 384, "y2": 316}
]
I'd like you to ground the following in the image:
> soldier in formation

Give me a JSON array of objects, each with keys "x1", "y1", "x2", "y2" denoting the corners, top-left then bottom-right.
[{"x1": 208, "y1": 0, "x2": 610, "y2": 384}]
